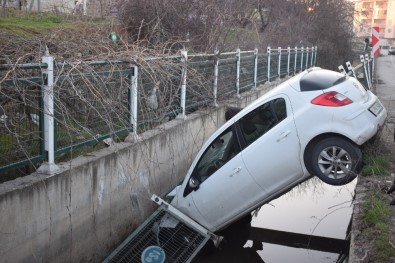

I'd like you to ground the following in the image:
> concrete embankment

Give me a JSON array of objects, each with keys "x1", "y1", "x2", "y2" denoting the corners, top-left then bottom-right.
[{"x1": 0, "y1": 81, "x2": 278, "y2": 262}]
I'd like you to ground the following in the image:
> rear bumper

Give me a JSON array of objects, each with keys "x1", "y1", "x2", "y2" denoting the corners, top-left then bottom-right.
[{"x1": 349, "y1": 103, "x2": 387, "y2": 145}]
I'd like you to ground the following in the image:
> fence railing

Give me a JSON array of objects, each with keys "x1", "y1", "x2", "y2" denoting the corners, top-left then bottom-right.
[
  {"x1": 0, "y1": 46, "x2": 317, "y2": 177},
  {"x1": 338, "y1": 53, "x2": 373, "y2": 90}
]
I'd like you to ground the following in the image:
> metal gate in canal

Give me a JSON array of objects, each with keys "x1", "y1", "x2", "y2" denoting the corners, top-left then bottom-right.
[{"x1": 104, "y1": 177, "x2": 355, "y2": 263}]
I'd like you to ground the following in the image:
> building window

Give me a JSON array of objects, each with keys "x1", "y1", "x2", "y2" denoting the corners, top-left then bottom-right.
[{"x1": 376, "y1": 1, "x2": 385, "y2": 8}]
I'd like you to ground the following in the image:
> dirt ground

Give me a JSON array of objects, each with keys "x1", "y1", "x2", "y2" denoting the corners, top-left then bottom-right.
[
  {"x1": 350, "y1": 169, "x2": 395, "y2": 262},
  {"x1": 349, "y1": 56, "x2": 395, "y2": 263}
]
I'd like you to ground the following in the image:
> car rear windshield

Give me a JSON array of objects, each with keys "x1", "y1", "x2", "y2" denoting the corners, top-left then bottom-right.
[{"x1": 300, "y1": 69, "x2": 347, "y2": 91}]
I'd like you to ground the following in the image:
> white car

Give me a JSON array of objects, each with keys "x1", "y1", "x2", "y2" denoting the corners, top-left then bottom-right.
[{"x1": 168, "y1": 67, "x2": 387, "y2": 233}]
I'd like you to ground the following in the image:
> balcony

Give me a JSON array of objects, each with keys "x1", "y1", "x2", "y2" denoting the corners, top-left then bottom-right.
[{"x1": 373, "y1": 14, "x2": 387, "y2": 19}]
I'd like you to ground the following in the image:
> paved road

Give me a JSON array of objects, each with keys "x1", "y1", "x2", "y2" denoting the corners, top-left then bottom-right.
[
  {"x1": 375, "y1": 55, "x2": 395, "y2": 102},
  {"x1": 374, "y1": 55, "x2": 395, "y2": 170}
]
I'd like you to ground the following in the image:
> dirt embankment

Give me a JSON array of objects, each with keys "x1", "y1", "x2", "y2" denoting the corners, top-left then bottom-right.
[{"x1": 349, "y1": 58, "x2": 395, "y2": 263}]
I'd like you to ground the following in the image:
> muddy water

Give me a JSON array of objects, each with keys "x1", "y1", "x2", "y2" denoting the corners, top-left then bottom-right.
[{"x1": 194, "y1": 177, "x2": 357, "y2": 263}]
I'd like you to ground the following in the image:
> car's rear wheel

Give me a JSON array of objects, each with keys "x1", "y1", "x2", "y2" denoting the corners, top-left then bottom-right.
[{"x1": 310, "y1": 137, "x2": 361, "y2": 185}]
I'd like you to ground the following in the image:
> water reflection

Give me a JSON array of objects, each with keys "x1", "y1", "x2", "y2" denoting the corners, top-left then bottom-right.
[
  {"x1": 193, "y1": 215, "x2": 265, "y2": 262},
  {"x1": 252, "y1": 177, "x2": 356, "y2": 239},
  {"x1": 194, "y1": 177, "x2": 356, "y2": 262}
]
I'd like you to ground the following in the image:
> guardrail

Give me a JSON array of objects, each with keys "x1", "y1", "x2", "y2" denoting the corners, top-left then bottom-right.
[{"x1": 0, "y1": 46, "x2": 317, "y2": 178}]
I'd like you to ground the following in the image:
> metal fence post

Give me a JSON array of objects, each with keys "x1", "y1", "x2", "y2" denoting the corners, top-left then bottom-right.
[
  {"x1": 131, "y1": 65, "x2": 138, "y2": 133},
  {"x1": 310, "y1": 47, "x2": 314, "y2": 67},
  {"x1": 213, "y1": 50, "x2": 219, "y2": 107},
  {"x1": 125, "y1": 62, "x2": 140, "y2": 142},
  {"x1": 346, "y1": 61, "x2": 356, "y2": 78},
  {"x1": 372, "y1": 56, "x2": 375, "y2": 92},
  {"x1": 278, "y1": 47, "x2": 281, "y2": 78},
  {"x1": 314, "y1": 46, "x2": 318, "y2": 66},
  {"x1": 287, "y1": 47, "x2": 291, "y2": 76},
  {"x1": 300, "y1": 47, "x2": 304, "y2": 71},
  {"x1": 37, "y1": 49, "x2": 59, "y2": 175},
  {"x1": 236, "y1": 48, "x2": 240, "y2": 97},
  {"x1": 338, "y1": 65, "x2": 347, "y2": 75},
  {"x1": 267, "y1": 46, "x2": 271, "y2": 82},
  {"x1": 306, "y1": 47, "x2": 309, "y2": 69},
  {"x1": 253, "y1": 48, "x2": 258, "y2": 89},
  {"x1": 178, "y1": 50, "x2": 187, "y2": 119},
  {"x1": 365, "y1": 54, "x2": 372, "y2": 89},
  {"x1": 360, "y1": 55, "x2": 371, "y2": 90},
  {"x1": 294, "y1": 46, "x2": 298, "y2": 74}
]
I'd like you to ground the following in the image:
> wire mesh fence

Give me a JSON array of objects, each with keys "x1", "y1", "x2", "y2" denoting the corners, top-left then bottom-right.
[
  {"x1": 0, "y1": 65, "x2": 46, "y2": 176},
  {"x1": 103, "y1": 205, "x2": 210, "y2": 263},
  {"x1": 289, "y1": 52, "x2": 296, "y2": 74},
  {"x1": 256, "y1": 54, "x2": 268, "y2": 84},
  {"x1": 217, "y1": 56, "x2": 238, "y2": 101},
  {"x1": 279, "y1": 50, "x2": 289, "y2": 77},
  {"x1": 54, "y1": 62, "x2": 131, "y2": 155},
  {"x1": 138, "y1": 63, "x2": 183, "y2": 131},
  {"x1": 239, "y1": 54, "x2": 256, "y2": 93},
  {"x1": 295, "y1": 51, "x2": 303, "y2": 72},
  {"x1": 187, "y1": 59, "x2": 215, "y2": 112},
  {"x1": 268, "y1": 49, "x2": 279, "y2": 81},
  {"x1": 0, "y1": 46, "x2": 317, "y2": 179}
]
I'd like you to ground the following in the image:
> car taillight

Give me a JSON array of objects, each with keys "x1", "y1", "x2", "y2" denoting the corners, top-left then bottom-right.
[{"x1": 311, "y1": 91, "x2": 353, "y2": 106}]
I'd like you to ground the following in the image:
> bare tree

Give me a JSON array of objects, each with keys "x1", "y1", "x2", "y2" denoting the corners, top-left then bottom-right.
[
  {"x1": 249, "y1": 0, "x2": 356, "y2": 69},
  {"x1": 117, "y1": 0, "x2": 265, "y2": 51},
  {"x1": 304, "y1": 0, "x2": 355, "y2": 69}
]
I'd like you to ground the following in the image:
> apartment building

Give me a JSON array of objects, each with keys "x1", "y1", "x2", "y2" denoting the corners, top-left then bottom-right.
[{"x1": 354, "y1": 0, "x2": 395, "y2": 45}]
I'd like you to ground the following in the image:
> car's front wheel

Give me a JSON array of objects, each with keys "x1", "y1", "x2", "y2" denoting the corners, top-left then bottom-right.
[{"x1": 309, "y1": 137, "x2": 362, "y2": 185}]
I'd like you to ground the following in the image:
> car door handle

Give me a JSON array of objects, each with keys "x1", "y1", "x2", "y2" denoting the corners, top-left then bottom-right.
[
  {"x1": 229, "y1": 167, "x2": 241, "y2": 177},
  {"x1": 277, "y1": 130, "x2": 291, "y2": 142}
]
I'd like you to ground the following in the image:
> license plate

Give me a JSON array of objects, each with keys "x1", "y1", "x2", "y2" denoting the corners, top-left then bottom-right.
[{"x1": 369, "y1": 100, "x2": 383, "y2": 116}]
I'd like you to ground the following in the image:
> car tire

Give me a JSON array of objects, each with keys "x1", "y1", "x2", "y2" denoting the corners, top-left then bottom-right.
[{"x1": 310, "y1": 137, "x2": 361, "y2": 185}]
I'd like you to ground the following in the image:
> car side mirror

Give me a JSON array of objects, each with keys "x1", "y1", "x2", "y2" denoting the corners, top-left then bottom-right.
[{"x1": 188, "y1": 177, "x2": 200, "y2": 190}]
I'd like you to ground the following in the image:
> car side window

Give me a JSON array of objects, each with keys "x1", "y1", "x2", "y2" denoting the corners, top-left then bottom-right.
[
  {"x1": 272, "y1": 98, "x2": 287, "y2": 122},
  {"x1": 193, "y1": 127, "x2": 240, "y2": 183},
  {"x1": 239, "y1": 98, "x2": 287, "y2": 146}
]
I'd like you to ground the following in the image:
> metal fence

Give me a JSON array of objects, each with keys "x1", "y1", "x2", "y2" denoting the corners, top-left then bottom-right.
[
  {"x1": 0, "y1": 46, "x2": 317, "y2": 177},
  {"x1": 338, "y1": 54, "x2": 373, "y2": 90}
]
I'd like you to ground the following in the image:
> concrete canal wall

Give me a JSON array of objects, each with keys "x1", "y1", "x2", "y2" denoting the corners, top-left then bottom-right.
[{"x1": 0, "y1": 83, "x2": 277, "y2": 262}]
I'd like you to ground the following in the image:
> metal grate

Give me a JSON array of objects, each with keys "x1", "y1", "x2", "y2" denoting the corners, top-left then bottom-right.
[{"x1": 104, "y1": 205, "x2": 210, "y2": 263}]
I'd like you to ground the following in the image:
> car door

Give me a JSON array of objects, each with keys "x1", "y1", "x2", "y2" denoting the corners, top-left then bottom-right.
[
  {"x1": 238, "y1": 96, "x2": 304, "y2": 193},
  {"x1": 185, "y1": 125, "x2": 265, "y2": 231}
]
